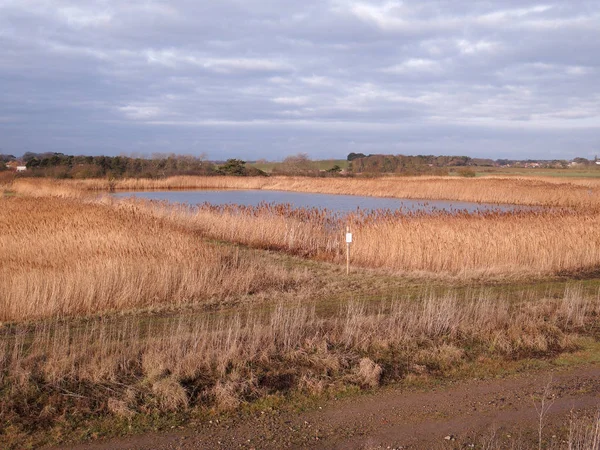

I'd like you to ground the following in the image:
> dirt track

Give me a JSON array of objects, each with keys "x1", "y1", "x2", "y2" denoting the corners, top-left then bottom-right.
[{"x1": 62, "y1": 364, "x2": 600, "y2": 450}]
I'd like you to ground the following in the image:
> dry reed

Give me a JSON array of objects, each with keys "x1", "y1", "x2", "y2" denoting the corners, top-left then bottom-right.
[
  {"x1": 0, "y1": 287, "x2": 597, "y2": 440},
  {"x1": 130, "y1": 199, "x2": 600, "y2": 278},
  {"x1": 0, "y1": 196, "x2": 311, "y2": 321},
  {"x1": 11, "y1": 175, "x2": 600, "y2": 208}
]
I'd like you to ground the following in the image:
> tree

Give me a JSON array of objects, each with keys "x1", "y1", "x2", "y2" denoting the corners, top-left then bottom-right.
[
  {"x1": 219, "y1": 159, "x2": 247, "y2": 176},
  {"x1": 347, "y1": 152, "x2": 366, "y2": 161},
  {"x1": 275, "y1": 153, "x2": 319, "y2": 176}
]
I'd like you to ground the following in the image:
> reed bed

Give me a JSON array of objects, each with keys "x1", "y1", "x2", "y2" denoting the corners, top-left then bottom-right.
[
  {"x1": 4, "y1": 180, "x2": 600, "y2": 318},
  {"x1": 3, "y1": 180, "x2": 600, "y2": 447},
  {"x1": 1, "y1": 287, "x2": 597, "y2": 444},
  {"x1": 11, "y1": 175, "x2": 600, "y2": 208},
  {"x1": 0, "y1": 196, "x2": 312, "y2": 322},
  {"x1": 135, "y1": 199, "x2": 600, "y2": 278}
]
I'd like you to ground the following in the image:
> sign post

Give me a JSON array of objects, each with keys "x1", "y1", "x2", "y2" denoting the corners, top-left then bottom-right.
[{"x1": 345, "y1": 226, "x2": 352, "y2": 275}]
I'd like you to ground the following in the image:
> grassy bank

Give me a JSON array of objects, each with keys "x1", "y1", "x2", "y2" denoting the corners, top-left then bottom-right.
[{"x1": 2, "y1": 286, "x2": 599, "y2": 448}]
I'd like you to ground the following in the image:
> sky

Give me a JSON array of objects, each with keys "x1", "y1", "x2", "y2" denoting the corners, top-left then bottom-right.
[{"x1": 1, "y1": 1, "x2": 599, "y2": 161}]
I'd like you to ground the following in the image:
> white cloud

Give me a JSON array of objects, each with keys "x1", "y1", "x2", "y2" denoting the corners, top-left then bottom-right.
[
  {"x1": 144, "y1": 49, "x2": 291, "y2": 73},
  {"x1": 566, "y1": 66, "x2": 592, "y2": 76},
  {"x1": 346, "y1": 1, "x2": 408, "y2": 31},
  {"x1": 202, "y1": 58, "x2": 291, "y2": 73},
  {"x1": 456, "y1": 39, "x2": 499, "y2": 55},
  {"x1": 301, "y1": 75, "x2": 335, "y2": 86},
  {"x1": 272, "y1": 96, "x2": 310, "y2": 106},
  {"x1": 268, "y1": 76, "x2": 291, "y2": 84},
  {"x1": 119, "y1": 105, "x2": 163, "y2": 120},
  {"x1": 382, "y1": 58, "x2": 443, "y2": 74},
  {"x1": 57, "y1": 6, "x2": 113, "y2": 28},
  {"x1": 477, "y1": 5, "x2": 553, "y2": 24}
]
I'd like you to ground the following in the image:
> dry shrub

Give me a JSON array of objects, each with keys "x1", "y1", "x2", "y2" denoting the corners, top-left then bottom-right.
[
  {"x1": 152, "y1": 377, "x2": 189, "y2": 411},
  {"x1": 211, "y1": 380, "x2": 243, "y2": 411},
  {"x1": 107, "y1": 397, "x2": 134, "y2": 418},
  {"x1": 414, "y1": 344, "x2": 465, "y2": 372},
  {"x1": 141, "y1": 347, "x2": 170, "y2": 382},
  {"x1": 355, "y1": 358, "x2": 383, "y2": 388},
  {"x1": 0, "y1": 340, "x2": 6, "y2": 383},
  {"x1": 210, "y1": 370, "x2": 256, "y2": 411},
  {"x1": 298, "y1": 373, "x2": 327, "y2": 395},
  {"x1": 1, "y1": 286, "x2": 599, "y2": 437}
]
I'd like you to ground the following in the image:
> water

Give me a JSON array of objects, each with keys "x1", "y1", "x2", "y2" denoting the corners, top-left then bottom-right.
[{"x1": 113, "y1": 189, "x2": 528, "y2": 214}]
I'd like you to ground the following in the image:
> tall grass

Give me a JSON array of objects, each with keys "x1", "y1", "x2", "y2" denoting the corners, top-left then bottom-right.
[
  {"x1": 0, "y1": 287, "x2": 596, "y2": 445},
  {"x1": 133, "y1": 199, "x2": 600, "y2": 278},
  {"x1": 3, "y1": 179, "x2": 600, "y2": 447},
  {"x1": 0, "y1": 196, "x2": 312, "y2": 321},
  {"x1": 11, "y1": 175, "x2": 600, "y2": 208},
  {"x1": 570, "y1": 413, "x2": 600, "y2": 450}
]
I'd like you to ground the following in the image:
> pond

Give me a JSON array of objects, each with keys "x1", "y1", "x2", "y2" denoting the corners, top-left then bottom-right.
[{"x1": 113, "y1": 190, "x2": 529, "y2": 214}]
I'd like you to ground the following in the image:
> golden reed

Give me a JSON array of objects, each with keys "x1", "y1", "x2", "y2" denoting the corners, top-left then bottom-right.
[
  {"x1": 10, "y1": 174, "x2": 600, "y2": 208},
  {"x1": 0, "y1": 196, "x2": 312, "y2": 321}
]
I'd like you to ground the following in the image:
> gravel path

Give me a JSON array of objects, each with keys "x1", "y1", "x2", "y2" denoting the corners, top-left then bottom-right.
[{"x1": 62, "y1": 364, "x2": 600, "y2": 449}]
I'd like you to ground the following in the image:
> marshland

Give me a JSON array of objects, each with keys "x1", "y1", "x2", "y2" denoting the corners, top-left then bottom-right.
[{"x1": 2, "y1": 174, "x2": 600, "y2": 448}]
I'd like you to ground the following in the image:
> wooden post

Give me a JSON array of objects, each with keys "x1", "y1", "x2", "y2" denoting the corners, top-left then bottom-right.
[{"x1": 346, "y1": 226, "x2": 351, "y2": 275}]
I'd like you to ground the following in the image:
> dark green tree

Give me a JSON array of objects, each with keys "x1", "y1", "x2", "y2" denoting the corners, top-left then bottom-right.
[{"x1": 219, "y1": 159, "x2": 247, "y2": 176}]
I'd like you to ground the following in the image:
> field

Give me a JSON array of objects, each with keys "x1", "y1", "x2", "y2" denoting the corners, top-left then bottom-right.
[
  {"x1": 247, "y1": 159, "x2": 349, "y2": 173},
  {"x1": 2, "y1": 175, "x2": 600, "y2": 448}
]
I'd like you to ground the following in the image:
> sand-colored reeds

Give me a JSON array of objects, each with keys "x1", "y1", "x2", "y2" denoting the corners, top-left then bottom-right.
[
  {"x1": 11, "y1": 175, "x2": 600, "y2": 208},
  {"x1": 1, "y1": 286, "x2": 597, "y2": 441},
  {"x1": 0, "y1": 196, "x2": 312, "y2": 322},
  {"x1": 129, "y1": 198, "x2": 600, "y2": 278},
  {"x1": 569, "y1": 412, "x2": 600, "y2": 450},
  {"x1": 5, "y1": 177, "x2": 600, "y2": 322}
]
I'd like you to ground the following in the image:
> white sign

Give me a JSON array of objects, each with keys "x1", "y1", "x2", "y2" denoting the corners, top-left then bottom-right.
[{"x1": 346, "y1": 233, "x2": 353, "y2": 243}]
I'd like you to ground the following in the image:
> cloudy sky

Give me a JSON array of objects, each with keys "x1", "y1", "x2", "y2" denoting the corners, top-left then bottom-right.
[{"x1": 1, "y1": 1, "x2": 599, "y2": 160}]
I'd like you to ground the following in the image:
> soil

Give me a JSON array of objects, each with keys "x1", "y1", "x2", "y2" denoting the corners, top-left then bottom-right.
[{"x1": 60, "y1": 364, "x2": 600, "y2": 450}]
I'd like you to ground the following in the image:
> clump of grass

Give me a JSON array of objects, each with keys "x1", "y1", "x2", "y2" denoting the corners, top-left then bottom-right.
[
  {"x1": 569, "y1": 412, "x2": 600, "y2": 449},
  {"x1": 355, "y1": 358, "x2": 383, "y2": 388}
]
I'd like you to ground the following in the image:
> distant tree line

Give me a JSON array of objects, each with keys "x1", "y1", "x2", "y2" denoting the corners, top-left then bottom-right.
[
  {"x1": 347, "y1": 153, "x2": 494, "y2": 175},
  {"x1": 345, "y1": 153, "x2": 599, "y2": 174},
  {"x1": 0, "y1": 152, "x2": 271, "y2": 179},
  {"x1": 2, "y1": 151, "x2": 599, "y2": 178}
]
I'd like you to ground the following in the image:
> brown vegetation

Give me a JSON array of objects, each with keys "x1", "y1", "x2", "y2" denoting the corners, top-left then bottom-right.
[
  {"x1": 129, "y1": 199, "x2": 600, "y2": 278},
  {"x1": 11, "y1": 174, "x2": 600, "y2": 208},
  {"x1": 3, "y1": 177, "x2": 600, "y2": 447},
  {"x1": 1, "y1": 287, "x2": 598, "y2": 447},
  {"x1": 0, "y1": 196, "x2": 311, "y2": 322},
  {"x1": 5, "y1": 177, "x2": 600, "y2": 284}
]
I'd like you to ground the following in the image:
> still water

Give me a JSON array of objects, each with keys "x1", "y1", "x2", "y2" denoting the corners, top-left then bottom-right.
[{"x1": 113, "y1": 190, "x2": 526, "y2": 214}]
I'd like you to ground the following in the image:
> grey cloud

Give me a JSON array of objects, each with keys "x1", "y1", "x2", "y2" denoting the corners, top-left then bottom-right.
[{"x1": 0, "y1": 0, "x2": 599, "y2": 159}]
